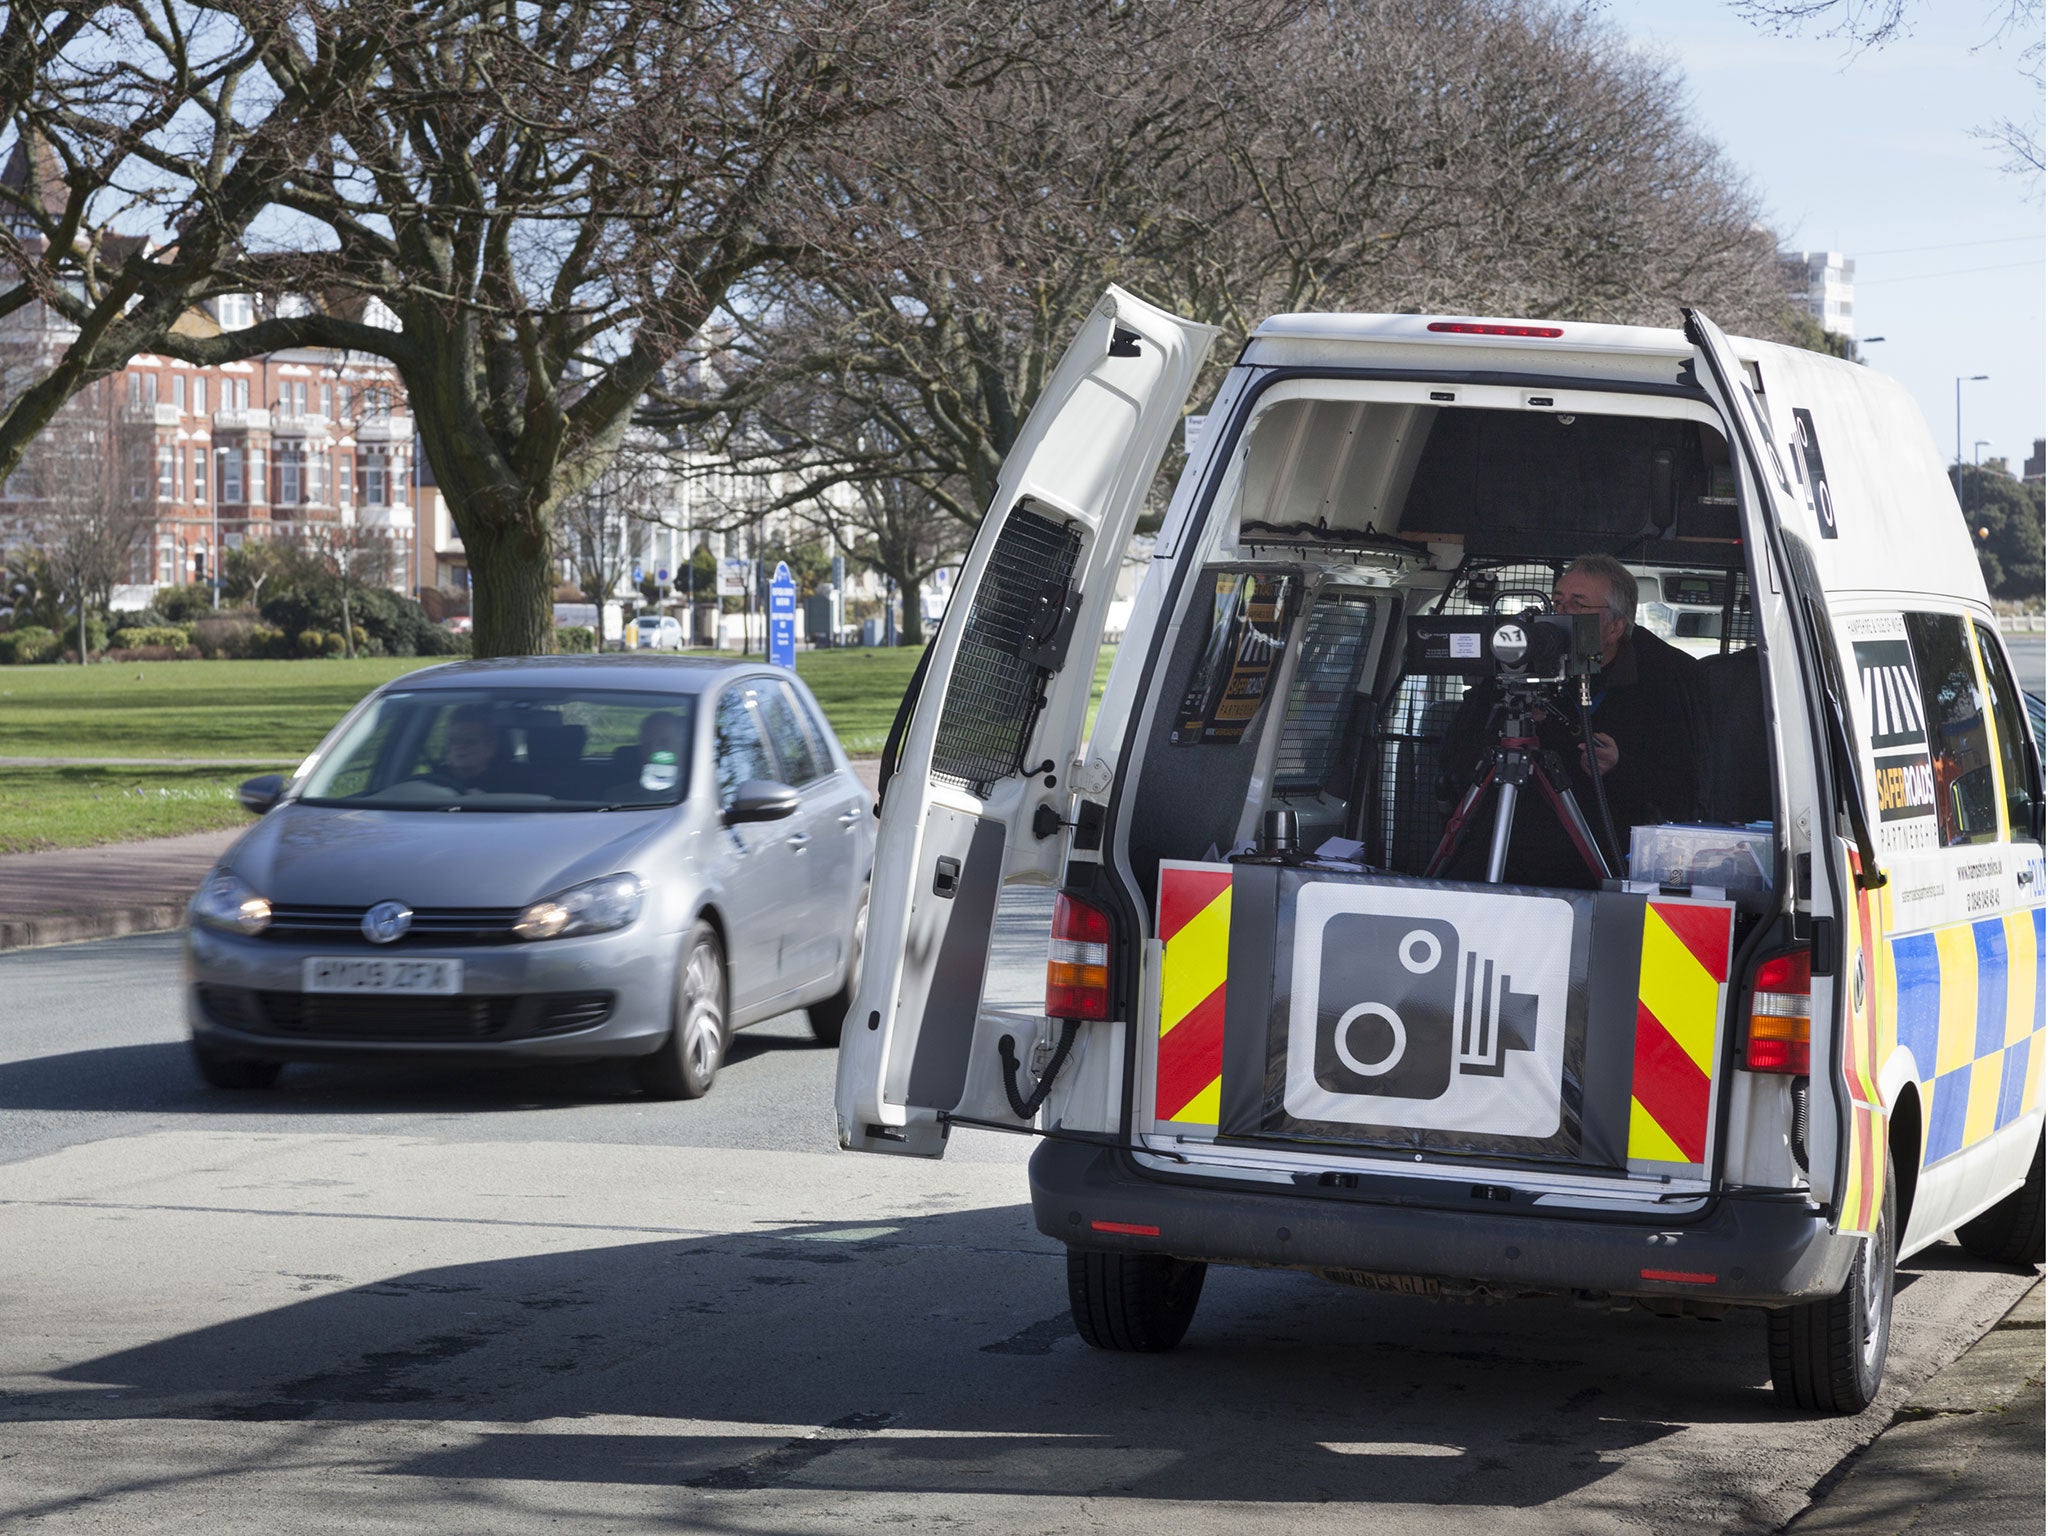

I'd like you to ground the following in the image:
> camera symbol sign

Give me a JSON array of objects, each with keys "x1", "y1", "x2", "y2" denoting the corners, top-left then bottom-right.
[{"x1": 1285, "y1": 883, "x2": 1573, "y2": 1138}]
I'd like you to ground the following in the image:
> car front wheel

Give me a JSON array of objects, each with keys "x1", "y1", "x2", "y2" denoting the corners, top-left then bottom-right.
[{"x1": 634, "y1": 923, "x2": 726, "y2": 1101}]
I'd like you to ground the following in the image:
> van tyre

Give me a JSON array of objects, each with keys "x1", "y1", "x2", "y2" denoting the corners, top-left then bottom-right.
[
  {"x1": 807, "y1": 890, "x2": 866, "y2": 1047},
  {"x1": 191, "y1": 1041, "x2": 282, "y2": 1090},
  {"x1": 634, "y1": 924, "x2": 725, "y2": 1101},
  {"x1": 1768, "y1": 1152, "x2": 1895, "y2": 1414},
  {"x1": 1067, "y1": 1249, "x2": 1206, "y2": 1352},
  {"x1": 1956, "y1": 1134, "x2": 2045, "y2": 1268}
]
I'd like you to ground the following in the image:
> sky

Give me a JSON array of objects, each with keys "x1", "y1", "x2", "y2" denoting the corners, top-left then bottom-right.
[{"x1": 1598, "y1": 0, "x2": 2045, "y2": 473}]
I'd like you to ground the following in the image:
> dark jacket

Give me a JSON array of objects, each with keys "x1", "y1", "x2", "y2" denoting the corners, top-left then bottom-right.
[{"x1": 1437, "y1": 626, "x2": 1702, "y2": 888}]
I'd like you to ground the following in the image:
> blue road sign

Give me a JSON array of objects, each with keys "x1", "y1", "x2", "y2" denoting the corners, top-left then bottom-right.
[
  {"x1": 657, "y1": 567, "x2": 669, "y2": 583},
  {"x1": 768, "y1": 560, "x2": 796, "y2": 668},
  {"x1": 632, "y1": 564, "x2": 643, "y2": 584}
]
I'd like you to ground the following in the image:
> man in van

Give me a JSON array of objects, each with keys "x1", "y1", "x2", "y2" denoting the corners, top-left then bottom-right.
[{"x1": 1438, "y1": 554, "x2": 1701, "y2": 888}]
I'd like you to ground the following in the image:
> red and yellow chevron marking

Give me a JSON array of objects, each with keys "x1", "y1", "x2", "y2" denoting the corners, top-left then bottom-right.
[
  {"x1": 1628, "y1": 899, "x2": 1734, "y2": 1169},
  {"x1": 1156, "y1": 863, "x2": 1232, "y2": 1126},
  {"x1": 1839, "y1": 846, "x2": 1890, "y2": 1235}
]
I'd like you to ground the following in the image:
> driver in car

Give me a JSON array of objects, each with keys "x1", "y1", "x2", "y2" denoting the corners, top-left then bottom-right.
[
  {"x1": 421, "y1": 704, "x2": 518, "y2": 793},
  {"x1": 1437, "y1": 554, "x2": 1702, "y2": 888}
]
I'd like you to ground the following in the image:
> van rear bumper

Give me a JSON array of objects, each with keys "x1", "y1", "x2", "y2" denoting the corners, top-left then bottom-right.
[{"x1": 1028, "y1": 1140, "x2": 1858, "y2": 1306}]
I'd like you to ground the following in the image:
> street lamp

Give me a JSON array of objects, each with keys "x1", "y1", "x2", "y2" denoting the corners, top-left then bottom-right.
[
  {"x1": 1955, "y1": 374, "x2": 1988, "y2": 467},
  {"x1": 1974, "y1": 439, "x2": 1991, "y2": 469}
]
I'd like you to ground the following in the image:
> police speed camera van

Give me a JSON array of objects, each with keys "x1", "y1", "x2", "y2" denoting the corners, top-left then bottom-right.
[{"x1": 835, "y1": 288, "x2": 2045, "y2": 1414}]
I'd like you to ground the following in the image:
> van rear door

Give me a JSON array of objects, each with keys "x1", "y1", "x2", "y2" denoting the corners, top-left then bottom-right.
[
  {"x1": 835, "y1": 287, "x2": 1216, "y2": 1156},
  {"x1": 1683, "y1": 308, "x2": 1860, "y2": 1214}
]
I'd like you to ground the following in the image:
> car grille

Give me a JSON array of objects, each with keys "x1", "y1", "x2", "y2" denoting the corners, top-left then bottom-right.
[
  {"x1": 261, "y1": 905, "x2": 525, "y2": 945},
  {"x1": 198, "y1": 986, "x2": 613, "y2": 1043}
]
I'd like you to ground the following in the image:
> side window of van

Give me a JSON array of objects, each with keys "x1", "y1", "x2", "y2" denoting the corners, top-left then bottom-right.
[
  {"x1": 1903, "y1": 612, "x2": 2000, "y2": 848},
  {"x1": 1972, "y1": 622, "x2": 2043, "y2": 843}
]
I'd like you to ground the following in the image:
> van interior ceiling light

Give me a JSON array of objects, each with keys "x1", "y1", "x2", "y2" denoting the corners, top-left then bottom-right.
[
  {"x1": 1426, "y1": 322, "x2": 1565, "y2": 338},
  {"x1": 1746, "y1": 950, "x2": 1812, "y2": 1074}
]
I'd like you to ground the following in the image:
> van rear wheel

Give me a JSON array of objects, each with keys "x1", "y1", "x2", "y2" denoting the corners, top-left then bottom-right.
[
  {"x1": 1067, "y1": 1249, "x2": 1206, "y2": 1352},
  {"x1": 1768, "y1": 1153, "x2": 1895, "y2": 1414},
  {"x1": 1956, "y1": 1134, "x2": 2045, "y2": 1267}
]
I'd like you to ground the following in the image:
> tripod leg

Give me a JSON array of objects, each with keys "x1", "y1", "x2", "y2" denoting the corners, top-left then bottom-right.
[
  {"x1": 1532, "y1": 765, "x2": 1615, "y2": 882},
  {"x1": 1424, "y1": 766, "x2": 1496, "y2": 878},
  {"x1": 1486, "y1": 781, "x2": 1520, "y2": 884}
]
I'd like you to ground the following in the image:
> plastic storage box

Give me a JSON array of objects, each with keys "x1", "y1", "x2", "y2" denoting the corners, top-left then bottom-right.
[{"x1": 1629, "y1": 823, "x2": 1774, "y2": 894}]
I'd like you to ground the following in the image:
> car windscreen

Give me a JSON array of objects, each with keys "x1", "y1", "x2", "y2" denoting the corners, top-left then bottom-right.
[{"x1": 298, "y1": 688, "x2": 695, "y2": 811}]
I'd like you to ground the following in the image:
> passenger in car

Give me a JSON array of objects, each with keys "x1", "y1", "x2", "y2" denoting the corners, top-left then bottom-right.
[{"x1": 1437, "y1": 554, "x2": 1702, "y2": 888}]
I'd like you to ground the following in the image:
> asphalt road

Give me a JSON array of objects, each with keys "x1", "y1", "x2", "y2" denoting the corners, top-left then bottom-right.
[
  {"x1": 0, "y1": 901, "x2": 2038, "y2": 1535},
  {"x1": 2007, "y1": 631, "x2": 2043, "y2": 696}
]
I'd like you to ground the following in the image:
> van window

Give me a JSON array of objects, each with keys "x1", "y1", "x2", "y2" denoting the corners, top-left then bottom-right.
[
  {"x1": 1972, "y1": 623, "x2": 2043, "y2": 843},
  {"x1": 1903, "y1": 613, "x2": 2000, "y2": 847}
]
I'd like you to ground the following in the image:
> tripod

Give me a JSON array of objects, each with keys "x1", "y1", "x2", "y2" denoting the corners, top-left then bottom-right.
[{"x1": 1424, "y1": 685, "x2": 1616, "y2": 885}]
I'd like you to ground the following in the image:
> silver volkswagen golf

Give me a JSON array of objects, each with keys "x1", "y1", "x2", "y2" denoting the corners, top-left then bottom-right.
[{"x1": 185, "y1": 655, "x2": 873, "y2": 1099}]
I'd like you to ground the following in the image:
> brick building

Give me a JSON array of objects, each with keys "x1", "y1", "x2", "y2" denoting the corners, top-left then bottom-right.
[{"x1": 1, "y1": 137, "x2": 447, "y2": 604}]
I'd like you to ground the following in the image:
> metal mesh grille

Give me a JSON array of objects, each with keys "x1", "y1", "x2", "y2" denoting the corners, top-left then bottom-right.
[
  {"x1": 931, "y1": 507, "x2": 1082, "y2": 795},
  {"x1": 1273, "y1": 593, "x2": 1377, "y2": 793}
]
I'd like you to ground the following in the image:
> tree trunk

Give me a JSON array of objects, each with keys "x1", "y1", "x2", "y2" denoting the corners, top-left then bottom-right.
[
  {"x1": 882, "y1": 556, "x2": 925, "y2": 646},
  {"x1": 464, "y1": 518, "x2": 557, "y2": 657}
]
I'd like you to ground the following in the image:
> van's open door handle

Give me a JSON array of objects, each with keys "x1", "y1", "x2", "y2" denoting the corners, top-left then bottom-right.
[
  {"x1": 785, "y1": 831, "x2": 810, "y2": 851},
  {"x1": 838, "y1": 807, "x2": 866, "y2": 826}
]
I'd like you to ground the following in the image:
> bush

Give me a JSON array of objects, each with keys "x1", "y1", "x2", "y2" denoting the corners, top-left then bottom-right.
[
  {"x1": 191, "y1": 613, "x2": 261, "y2": 659},
  {"x1": 249, "y1": 625, "x2": 292, "y2": 659},
  {"x1": 0, "y1": 625, "x2": 59, "y2": 664},
  {"x1": 111, "y1": 624, "x2": 194, "y2": 651},
  {"x1": 107, "y1": 644, "x2": 203, "y2": 662},
  {"x1": 556, "y1": 625, "x2": 597, "y2": 654},
  {"x1": 154, "y1": 584, "x2": 218, "y2": 624},
  {"x1": 415, "y1": 623, "x2": 468, "y2": 657}
]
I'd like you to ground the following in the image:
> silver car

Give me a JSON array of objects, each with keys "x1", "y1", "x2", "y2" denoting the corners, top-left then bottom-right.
[{"x1": 185, "y1": 655, "x2": 873, "y2": 1099}]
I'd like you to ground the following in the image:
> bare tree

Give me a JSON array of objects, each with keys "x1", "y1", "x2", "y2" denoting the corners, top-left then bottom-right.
[
  {"x1": 688, "y1": 0, "x2": 1792, "y2": 564},
  {"x1": 7, "y1": 378, "x2": 154, "y2": 659},
  {"x1": 0, "y1": 3, "x2": 410, "y2": 485},
  {"x1": 304, "y1": 515, "x2": 396, "y2": 658}
]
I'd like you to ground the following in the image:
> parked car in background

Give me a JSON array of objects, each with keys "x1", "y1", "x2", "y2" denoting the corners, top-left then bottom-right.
[
  {"x1": 441, "y1": 615, "x2": 473, "y2": 635},
  {"x1": 188, "y1": 655, "x2": 873, "y2": 1100},
  {"x1": 628, "y1": 613, "x2": 685, "y2": 650}
]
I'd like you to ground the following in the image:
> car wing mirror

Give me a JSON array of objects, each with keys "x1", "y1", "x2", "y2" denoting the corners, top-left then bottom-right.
[
  {"x1": 237, "y1": 773, "x2": 286, "y2": 815},
  {"x1": 722, "y1": 779, "x2": 800, "y2": 825}
]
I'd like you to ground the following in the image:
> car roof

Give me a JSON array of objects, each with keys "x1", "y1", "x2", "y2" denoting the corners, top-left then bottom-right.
[{"x1": 393, "y1": 654, "x2": 790, "y2": 694}]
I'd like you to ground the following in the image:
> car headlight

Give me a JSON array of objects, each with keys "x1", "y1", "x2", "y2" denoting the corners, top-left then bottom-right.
[
  {"x1": 514, "y1": 873, "x2": 645, "y2": 942},
  {"x1": 191, "y1": 870, "x2": 272, "y2": 936}
]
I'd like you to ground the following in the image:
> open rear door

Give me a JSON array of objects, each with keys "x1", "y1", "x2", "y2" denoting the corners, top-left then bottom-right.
[
  {"x1": 836, "y1": 288, "x2": 1216, "y2": 1156},
  {"x1": 1683, "y1": 308, "x2": 1857, "y2": 1213}
]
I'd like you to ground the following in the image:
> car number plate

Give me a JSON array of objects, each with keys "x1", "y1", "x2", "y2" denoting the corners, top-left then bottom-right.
[{"x1": 302, "y1": 957, "x2": 462, "y2": 995}]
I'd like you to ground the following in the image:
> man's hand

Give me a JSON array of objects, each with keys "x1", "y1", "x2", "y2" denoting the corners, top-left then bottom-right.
[{"x1": 1581, "y1": 731, "x2": 1618, "y2": 776}]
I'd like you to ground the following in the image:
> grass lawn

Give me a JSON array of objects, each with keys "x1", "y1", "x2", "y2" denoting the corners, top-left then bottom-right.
[
  {"x1": 0, "y1": 643, "x2": 1118, "y2": 848},
  {"x1": 0, "y1": 764, "x2": 297, "y2": 854}
]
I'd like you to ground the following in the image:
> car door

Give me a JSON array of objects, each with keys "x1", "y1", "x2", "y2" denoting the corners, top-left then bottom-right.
[
  {"x1": 751, "y1": 676, "x2": 850, "y2": 993},
  {"x1": 711, "y1": 683, "x2": 804, "y2": 1018},
  {"x1": 835, "y1": 286, "x2": 1216, "y2": 1156}
]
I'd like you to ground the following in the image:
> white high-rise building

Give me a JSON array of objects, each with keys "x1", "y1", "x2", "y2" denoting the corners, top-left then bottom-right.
[{"x1": 1781, "y1": 250, "x2": 1857, "y2": 340}]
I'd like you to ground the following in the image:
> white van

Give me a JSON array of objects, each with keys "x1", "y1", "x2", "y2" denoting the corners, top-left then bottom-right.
[{"x1": 836, "y1": 289, "x2": 2045, "y2": 1413}]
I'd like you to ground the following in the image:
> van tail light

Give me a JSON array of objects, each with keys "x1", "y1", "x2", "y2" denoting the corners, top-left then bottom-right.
[
  {"x1": 1046, "y1": 892, "x2": 1113, "y2": 1021},
  {"x1": 1745, "y1": 948, "x2": 1811, "y2": 1074}
]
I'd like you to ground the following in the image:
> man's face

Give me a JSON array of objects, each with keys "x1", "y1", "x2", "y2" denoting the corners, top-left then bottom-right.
[
  {"x1": 1552, "y1": 571, "x2": 1627, "y2": 664},
  {"x1": 446, "y1": 721, "x2": 496, "y2": 780}
]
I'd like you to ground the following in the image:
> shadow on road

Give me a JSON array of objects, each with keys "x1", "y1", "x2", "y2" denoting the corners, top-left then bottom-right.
[
  {"x1": 3, "y1": 1206, "x2": 1739, "y2": 1509},
  {"x1": 0, "y1": 1023, "x2": 824, "y2": 1115}
]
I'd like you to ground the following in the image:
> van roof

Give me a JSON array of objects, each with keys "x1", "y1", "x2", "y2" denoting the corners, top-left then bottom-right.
[{"x1": 1249, "y1": 311, "x2": 1695, "y2": 360}]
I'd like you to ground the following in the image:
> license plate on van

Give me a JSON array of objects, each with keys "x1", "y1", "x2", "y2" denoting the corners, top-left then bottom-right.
[{"x1": 302, "y1": 958, "x2": 462, "y2": 995}]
